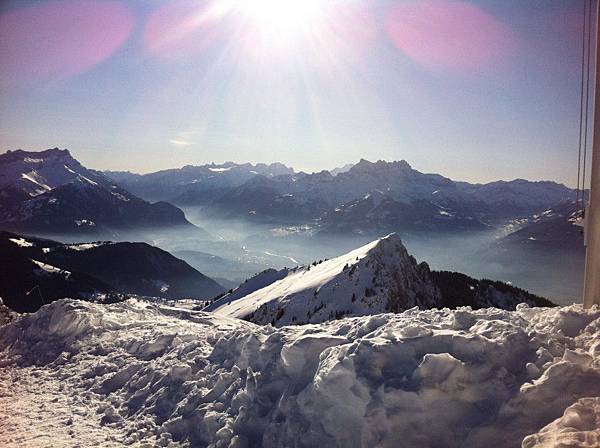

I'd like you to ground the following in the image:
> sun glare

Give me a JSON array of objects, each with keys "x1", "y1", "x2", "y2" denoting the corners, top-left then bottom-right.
[
  {"x1": 234, "y1": 0, "x2": 330, "y2": 48},
  {"x1": 244, "y1": 0, "x2": 325, "y2": 25}
]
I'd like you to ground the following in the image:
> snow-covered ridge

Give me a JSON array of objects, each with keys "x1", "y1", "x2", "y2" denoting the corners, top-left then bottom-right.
[
  {"x1": 206, "y1": 234, "x2": 548, "y2": 326},
  {"x1": 1, "y1": 299, "x2": 600, "y2": 447},
  {"x1": 206, "y1": 233, "x2": 435, "y2": 325}
]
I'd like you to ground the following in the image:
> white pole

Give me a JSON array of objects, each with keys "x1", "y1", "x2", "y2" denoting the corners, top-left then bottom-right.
[{"x1": 584, "y1": 0, "x2": 600, "y2": 308}]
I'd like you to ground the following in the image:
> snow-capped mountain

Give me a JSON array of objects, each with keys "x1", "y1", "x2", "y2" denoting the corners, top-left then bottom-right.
[
  {"x1": 0, "y1": 231, "x2": 225, "y2": 312},
  {"x1": 0, "y1": 149, "x2": 193, "y2": 234},
  {"x1": 0, "y1": 147, "x2": 108, "y2": 195},
  {"x1": 206, "y1": 234, "x2": 551, "y2": 326}
]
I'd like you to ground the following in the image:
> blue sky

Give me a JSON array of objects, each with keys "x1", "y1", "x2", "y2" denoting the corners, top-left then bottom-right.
[{"x1": 0, "y1": 0, "x2": 594, "y2": 186}]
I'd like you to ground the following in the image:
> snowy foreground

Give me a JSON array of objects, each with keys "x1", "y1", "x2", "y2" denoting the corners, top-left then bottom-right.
[{"x1": 1, "y1": 300, "x2": 600, "y2": 447}]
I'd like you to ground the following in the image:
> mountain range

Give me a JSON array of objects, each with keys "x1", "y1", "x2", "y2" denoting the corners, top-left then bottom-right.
[
  {"x1": 107, "y1": 158, "x2": 576, "y2": 233},
  {"x1": 0, "y1": 149, "x2": 578, "y2": 238},
  {"x1": 106, "y1": 161, "x2": 295, "y2": 203}
]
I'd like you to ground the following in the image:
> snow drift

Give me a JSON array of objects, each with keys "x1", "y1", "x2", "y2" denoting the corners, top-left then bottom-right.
[{"x1": 1, "y1": 299, "x2": 600, "y2": 447}]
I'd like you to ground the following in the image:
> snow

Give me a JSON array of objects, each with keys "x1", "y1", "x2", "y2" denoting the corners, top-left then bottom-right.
[
  {"x1": 209, "y1": 268, "x2": 291, "y2": 308},
  {"x1": 75, "y1": 219, "x2": 96, "y2": 227},
  {"x1": 21, "y1": 172, "x2": 51, "y2": 194},
  {"x1": 66, "y1": 243, "x2": 106, "y2": 251},
  {"x1": 9, "y1": 237, "x2": 33, "y2": 248},
  {"x1": 209, "y1": 167, "x2": 232, "y2": 173},
  {"x1": 63, "y1": 164, "x2": 77, "y2": 174},
  {"x1": 262, "y1": 251, "x2": 299, "y2": 264},
  {"x1": 152, "y1": 280, "x2": 171, "y2": 294},
  {"x1": 1, "y1": 299, "x2": 600, "y2": 447},
  {"x1": 31, "y1": 259, "x2": 71, "y2": 278},
  {"x1": 111, "y1": 192, "x2": 130, "y2": 201},
  {"x1": 522, "y1": 398, "x2": 600, "y2": 447},
  {"x1": 79, "y1": 175, "x2": 98, "y2": 186}
]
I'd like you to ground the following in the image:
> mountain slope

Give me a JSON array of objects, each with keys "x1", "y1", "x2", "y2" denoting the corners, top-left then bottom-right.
[
  {"x1": 206, "y1": 234, "x2": 551, "y2": 326},
  {"x1": 317, "y1": 190, "x2": 488, "y2": 235},
  {"x1": 458, "y1": 179, "x2": 577, "y2": 218},
  {"x1": 0, "y1": 231, "x2": 225, "y2": 312},
  {"x1": 0, "y1": 148, "x2": 193, "y2": 234},
  {"x1": 0, "y1": 233, "x2": 111, "y2": 312},
  {"x1": 497, "y1": 201, "x2": 584, "y2": 250}
]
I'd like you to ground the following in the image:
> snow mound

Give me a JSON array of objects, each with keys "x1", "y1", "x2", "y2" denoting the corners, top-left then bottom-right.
[
  {"x1": 523, "y1": 398, "x2": 600, "y2": 447},
  {"x1": 1, "y1": 300, "x2": 600, "y2": 447}
]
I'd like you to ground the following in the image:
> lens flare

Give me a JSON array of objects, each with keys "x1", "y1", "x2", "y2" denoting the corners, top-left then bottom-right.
[
  {"x1": 144, "y1": 0, "x2": 226, "y2": 60},
  {"x1": 386, "y1": 0, "x2": 516, "y2": 75},
  {"x1": 0, "y1": 0, "x2": 134, "y2": 87}
]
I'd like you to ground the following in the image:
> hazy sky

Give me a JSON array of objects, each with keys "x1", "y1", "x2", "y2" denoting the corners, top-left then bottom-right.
[{"x1": 0, "y1": 0, "x2": 594, "y2": 186}]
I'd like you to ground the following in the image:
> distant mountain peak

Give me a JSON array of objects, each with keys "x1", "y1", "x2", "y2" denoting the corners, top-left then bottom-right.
[
  {"x1": 329, "y1": 163, "x2": 354, "y2": 176},
  {"x1": 350, "y1": 158, "x2": 413, "y2": 174}
]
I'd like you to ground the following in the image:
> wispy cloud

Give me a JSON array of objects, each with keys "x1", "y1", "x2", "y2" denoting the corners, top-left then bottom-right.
[
  {"x1": 170, "y1": 139, "x2": 193, "y2": 147},
  {"x1": 169, "y1": 129, "x2": 201, "y2": 147}
]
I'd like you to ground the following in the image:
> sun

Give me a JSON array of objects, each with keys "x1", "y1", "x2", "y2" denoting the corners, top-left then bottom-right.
[
  {"x1": 244, "y1": 0, "x2": 325, "y2": 26},
  {"x1": 233, "y1": 0, "x2": 330, "y2": 48}
]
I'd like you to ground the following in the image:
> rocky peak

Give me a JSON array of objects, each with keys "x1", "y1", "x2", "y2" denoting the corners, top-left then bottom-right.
[{"x1": 348, "y1": 159, "x2": 413, "y2": 176}]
